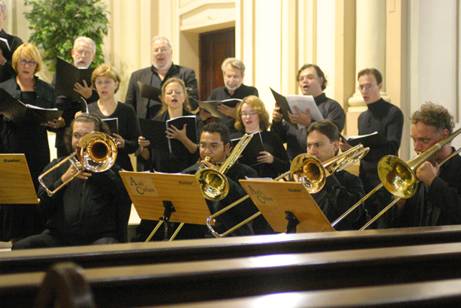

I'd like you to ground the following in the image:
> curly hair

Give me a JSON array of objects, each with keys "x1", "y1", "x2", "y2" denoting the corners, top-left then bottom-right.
[
  {"x1": 234, "y1": 95, "x2": 270, "y2": 131},
  {"x1": 411, "y1": 102, "x2": 454, "y2": 134}
]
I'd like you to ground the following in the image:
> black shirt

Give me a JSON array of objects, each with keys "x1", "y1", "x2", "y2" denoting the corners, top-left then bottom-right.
[
  {"x1": 395, "y1": 150, "x2": 461, "y2": 227},
  {"x1": 0, "y1": 29, "x2": 22, "y2": 82},
  {"x1": 312, "y1": 170, "x2": 365, "y2": 230},
  {"x1": 88, "y1": 102, "x2": 141, "y2": 171},
  {"x1": 358, "y1": 98, "x2": 404, "y2": 187},
  {"x1": 38, "y1": 158, "x2": 131, "y2": 243}
]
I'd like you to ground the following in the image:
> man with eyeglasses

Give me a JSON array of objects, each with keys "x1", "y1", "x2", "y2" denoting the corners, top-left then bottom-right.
[
  {"x1": 342, "y1": 68, "x2": 404, "y2": 228},
  {"x1": 180, "y1": 122, "x2": 259, "y2": 238},
  {"x1": 271, "y1": 64, "x2": 345, "y2": 159}
]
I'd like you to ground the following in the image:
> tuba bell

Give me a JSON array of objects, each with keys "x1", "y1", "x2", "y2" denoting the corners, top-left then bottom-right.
[{"x1": 38, "y1": 132, "x2": 118, "y2": 197}]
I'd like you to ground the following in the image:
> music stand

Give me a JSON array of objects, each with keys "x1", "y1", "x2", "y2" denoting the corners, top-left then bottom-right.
[
  {"x1": 239, "y1": 179, "x2": 334, "y2": 233},
  {"x1": 0, "y1": 154, "x2": 38, "y2": 204},
  {"x1": 119, "y1": 171, "x2": 211, "y2": 241}
]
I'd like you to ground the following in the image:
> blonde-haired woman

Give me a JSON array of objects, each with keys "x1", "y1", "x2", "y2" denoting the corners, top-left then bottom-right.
[
  {"x1": 138, "y1": 77, "x2": 198, "y2": 172},
  {"x1": 234, "y1": 95, "x2": 289, "y2": 178},
  {"x1": 0, "y1": 42, "x2": 55, "y2": 241},
  {"x1": 88, "y1": 63, "x2": 140, "y2": 171}
]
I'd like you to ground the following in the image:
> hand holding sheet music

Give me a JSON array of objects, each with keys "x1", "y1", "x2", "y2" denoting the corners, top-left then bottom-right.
[
  {"x1": 198, "y1": 98, "x2": 242, "y2": 118},
  {"x1": 270, "y1": 88, "x2": 323, "y2": 128},
  {"x1": 0, "y1": 88, "x2": 62, "y2": 124},
  {"x1": 55, "y1": 58, "x2": 93, "y2": 101},
  {"x1": 344, "y1": 131, "x2": 384, "y2": 147}
]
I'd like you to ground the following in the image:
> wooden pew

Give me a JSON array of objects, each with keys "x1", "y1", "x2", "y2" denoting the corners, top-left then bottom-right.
[
  {"x1": 3, "y1": 242, "x2": 461, "y2": 307},
  {"x1": 169, "y1": 278, "x2": 461, "y2": 307},
  {"x1": 3, "y1": 225, "x2": 461, "y2": 274}
]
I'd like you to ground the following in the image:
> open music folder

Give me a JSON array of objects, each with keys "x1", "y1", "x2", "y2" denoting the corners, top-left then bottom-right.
[
  {"x1": 55, "y1": 57, "x2": 93, "y2": 101},
  {"x1": 240, "y1": 179, "x2": 334, "y2": 233},
  {"x1": 119, "y1": 171, "x2": 210, "y2": 225},
  {"x1": 0, "y1": 154, "x2": 38, "y2": 204}
]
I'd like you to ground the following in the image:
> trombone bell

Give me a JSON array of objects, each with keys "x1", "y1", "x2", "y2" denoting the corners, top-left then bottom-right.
[{"x1": 378, "y1": 156, "x2": 418, "y2": 199}]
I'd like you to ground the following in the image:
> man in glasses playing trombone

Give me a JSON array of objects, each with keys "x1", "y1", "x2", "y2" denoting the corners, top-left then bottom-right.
[{"x1": 393, "y1": 103, "x2": 461, "y2": 227}]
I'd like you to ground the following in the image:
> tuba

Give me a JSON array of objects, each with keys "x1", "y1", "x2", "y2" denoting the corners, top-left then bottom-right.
[
  {"x1": 205, "y1": 144, "x2": 369, "y2": 237},
  {"x1": 195, "y1": 133, "x2": 254, "y2": 201},
  {"x1": 38, "y1": 132, "x2": 118, "y2": 197}
]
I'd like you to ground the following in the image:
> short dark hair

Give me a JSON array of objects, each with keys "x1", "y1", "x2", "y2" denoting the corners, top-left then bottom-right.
[
  {"x1": 412, "y1": 102, "x2": 455, "y2": 134},
  {"x1": 200, "y1": 122, "x2": 230, "y2": 145},
  {"x1": 357, "y1": 68, "x2": 383, "y2": 85},
  {"x1": 297, "y1": 64, "x2": 327, "y2": 90},
  {"x1": 64, "y1": 113, "x2": 110, "y2": 153},
  {"x1": 306, "y1": 120, "x2": 340, "y2": 142}
]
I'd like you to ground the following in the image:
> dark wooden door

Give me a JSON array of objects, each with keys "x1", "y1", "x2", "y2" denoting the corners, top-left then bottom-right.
[{"x1": 199, "y1": 28, "x2": 235, "y2": 100}]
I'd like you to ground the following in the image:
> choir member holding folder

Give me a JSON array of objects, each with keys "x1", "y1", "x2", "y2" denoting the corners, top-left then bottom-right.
[
  {"x1": 138, "y1": 77, "x2": 198, "y2": 172},
  {"x1": 234, "y1": 95, "x2": 289, "y2": 178},
  {"x1": 0, "y1": 43, "x2": 55, "y2": 241},
  {"x1": 54, "y1": 37, "x2": 99, "y2": 157},
  {"x1": 87, "y1": 64, "x2": 140, "y2": 171},
  {"x1": 271, "y1": 64, "x2": 345, "y2": 159}
]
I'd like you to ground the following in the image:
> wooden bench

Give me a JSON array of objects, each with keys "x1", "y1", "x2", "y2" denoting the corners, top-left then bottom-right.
[
  {"x1": 3, "y1": 225, "x2": 461, "y2": 274},
  {"x1": 3, "y1": 242, "x2": 461, "y2": 307},
  {"x1": 169, "y1": 278, "x2": 461, "y2": 307}
]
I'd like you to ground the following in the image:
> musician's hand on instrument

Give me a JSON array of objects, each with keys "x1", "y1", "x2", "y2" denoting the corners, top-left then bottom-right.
[
  {"x1": 138, "y1": 136, "x2": 150, "y2": 148},
  {"x1": 257, "y1": 151, "x2": 274, "y2": 164},
  {"x1": 288, "y1": 106, "x2": 311, "y2": 127},
  {"x1": 61, "y1": 165, "x2": 91, "y2": 183},
  {"x1": 46, "y1": 117, "x2": 66, "y2": 129},
  {"x1": 272, "y1": 106, "x2": 283, "y2": 122},
  {"x1": 166, "y1": 124, "x2": 187, "y2": 142},
  {"x1": 217, "y1": 104, "x2": 237, "y2": 119},
  {"x1": 73, "y1": 80, "x2": 93, "y2": 99},
  {"x1": 416, "y1": 161, "x2": 439, "y2": 186},
  {"x1": 339, "y1": 141, "x2": 352, "y2": 152},
  {"x1": 113, "y1": 133, "x2": 125, "y2": 148}
]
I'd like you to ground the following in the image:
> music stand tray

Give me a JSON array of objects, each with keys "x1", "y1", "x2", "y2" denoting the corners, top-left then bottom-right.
[
  {"x1": 0, "y1": 154, "x2": 38, "y2": 204},
  {"x1": 239, "y1": 179, "x2": 334, "y2": 233},
  {"x1": 119, "y1": 171, "x2": 210, "y2": 225}
]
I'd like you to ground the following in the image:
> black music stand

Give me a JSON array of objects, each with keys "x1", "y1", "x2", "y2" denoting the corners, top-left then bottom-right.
[{"x1": 119, "y1": 171, "x2": 211, "y2": 241}]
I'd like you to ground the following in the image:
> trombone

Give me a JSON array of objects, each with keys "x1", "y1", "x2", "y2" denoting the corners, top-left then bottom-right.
[
  {"x1": 206, "y1": 144, "x2": 369, "y2": 237},
  {"x1": 195, "y1": 133, "x2": 253, "y2": 201},
  {"x1": 332, "y1": 128, "x2": 461, "y2": 230},
  {"x1": 38, "y1": 132, "x2": 118, "y2": 197}
]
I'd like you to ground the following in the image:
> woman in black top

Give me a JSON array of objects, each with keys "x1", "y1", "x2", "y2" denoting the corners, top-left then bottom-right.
[
  {"x1": 234, "y1": 95, "x2": 289, "y2": 178},
  {"x1": 0, "y1": 43, "x2": 55, "y2": 241},
  {"x1": 87, "y1": 64, "x2": 140, "y2": 171},
  {"x1": 138, "y1": 77, "x2": 198, "y2": 172}
]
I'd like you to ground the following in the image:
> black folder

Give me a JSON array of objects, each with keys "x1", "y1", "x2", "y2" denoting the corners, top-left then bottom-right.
[
  {"x1": 0, "y1": 88, "x2": 62, "y2": 123},
  {"x1": 346, "y1": 131, "x2": 385, "y2": 147},
  {"x1": 139, "y1": 119, "x2": 168, "y2": 149},
  {"x1": 55, "y1": 57, "x2": 93, "y2": 101},
  {"x1": 0, "y1": 37, "x2": 11, "y2": 60},
  {"x1": 166, "y1": 115, "x2": 197, "y2": 156},
  {"x1": 102, "y1": 117, "x2": 119, "y2": 134},
  {"x1": 231, "y1": 132, "x2": 265, "y2": 166},
  {"x1": 137, "y1": 81, "x2": 162, "y2": 101},
  {"x1": 270, "y1": 87, "x2": 292, "y2": 124}
]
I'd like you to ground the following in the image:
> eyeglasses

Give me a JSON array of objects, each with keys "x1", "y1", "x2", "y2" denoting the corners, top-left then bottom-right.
[
  {"x1": 241, "y1": 111, "x2": 258, "y2": 117},
  {"x1": 19, "y1": 59, "x2": 37, "y2": 66}
]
